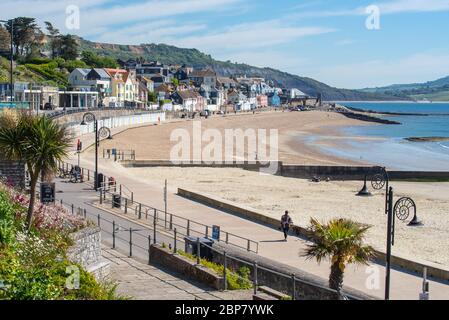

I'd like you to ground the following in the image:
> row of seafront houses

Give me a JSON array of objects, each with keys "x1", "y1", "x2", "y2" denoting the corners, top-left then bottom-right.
[{"x1": 0, "y1": 60, "x2": 319, "y2": 113}]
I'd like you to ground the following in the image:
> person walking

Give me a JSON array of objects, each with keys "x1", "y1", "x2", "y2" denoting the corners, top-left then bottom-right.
[{"x1": 281, "y1": 210, "x2": 293, "y2": 241}]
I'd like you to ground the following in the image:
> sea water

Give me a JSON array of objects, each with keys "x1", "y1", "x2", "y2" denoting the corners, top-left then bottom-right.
[{"x1": 317, "y1": 102, "x2": 449, "y2": 171}]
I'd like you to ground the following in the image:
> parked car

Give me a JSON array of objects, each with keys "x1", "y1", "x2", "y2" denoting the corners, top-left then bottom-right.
[
  {"x1": 200, "y1": 110, "x2": 210, "y2": 117},
  {"x1": 43, "y1": 102, "x2": 56, "y2": 110}
]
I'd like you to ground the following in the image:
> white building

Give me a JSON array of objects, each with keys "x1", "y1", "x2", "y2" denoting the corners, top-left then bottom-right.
[{"x1": 290, "y1": 88, "x2": 308, "y2": 99}]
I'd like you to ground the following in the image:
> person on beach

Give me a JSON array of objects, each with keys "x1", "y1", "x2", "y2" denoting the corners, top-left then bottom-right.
[{"x1": 281, "y1": 210, "x2": 293, "y2": 241}]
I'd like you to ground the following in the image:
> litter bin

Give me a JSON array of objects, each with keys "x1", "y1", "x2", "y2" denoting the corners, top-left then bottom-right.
[
  {"x1": 96, "y1": 173, "x2": 104, "y2": 189},
  {"x1": 112, "y1": 194, "x2": 121, "y2": 208},
  {"x1": 184, "y1": 236, "x2": 214, "y2": 260}
]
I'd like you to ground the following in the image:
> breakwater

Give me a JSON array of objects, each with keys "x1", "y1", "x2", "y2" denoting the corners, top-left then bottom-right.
[{"x1": 339, "y1": 111, "x2": 401, "y2": 124}]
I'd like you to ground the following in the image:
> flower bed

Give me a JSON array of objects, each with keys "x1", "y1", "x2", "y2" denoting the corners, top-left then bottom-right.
[{"x1": 0, "y1": 182, "x2": 121, "y2": 300}]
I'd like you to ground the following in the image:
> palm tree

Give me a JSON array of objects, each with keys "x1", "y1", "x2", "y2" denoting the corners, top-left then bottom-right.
[
  {"x1": 302, "y1": 218, "x2": 374, "y2": 297},
  {"x1": 0, "y1": 112, "x2": 70, "y2": 230}
]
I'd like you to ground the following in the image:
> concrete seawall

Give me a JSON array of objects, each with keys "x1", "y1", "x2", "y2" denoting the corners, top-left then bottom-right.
[
  {"x1": 121, "y1": 160, "x2": 449, "y2": 181},
  {"x1": 177, "y1": 187, "x2": 449, "y2": 283}
]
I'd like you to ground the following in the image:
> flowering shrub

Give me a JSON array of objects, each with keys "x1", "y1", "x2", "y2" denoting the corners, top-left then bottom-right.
[
  {"x1": 0, "y1": 182, "x2": 121, "y2": 300},
  {"x1": 0, "y1": 180, "x2": 87, "y2": 235},
  {"x1": 0, "y1": 189, "x2": 20, "y2": 245},
  {"x1": 31, "y1": 203, "x2": 87, "y2": 234}
]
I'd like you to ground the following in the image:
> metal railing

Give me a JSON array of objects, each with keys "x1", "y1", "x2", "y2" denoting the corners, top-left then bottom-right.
[
  {"x1": 57, "y1": 161, "x2": 135, "y2": 203},
  {"x1": 57, "y1": 160, "x2": 258, "y2": 253},
  {"x1": 54, "y1": 197, "x2": 360, "y2": 300},
  {"x1": 99, "y1": 187, "x2": 259, "y2": 254},
  {"x1": 46, "y1": 107, "x2": 154, "y2": 120},
  {"x1": 102, "y1": 149, "x2": 136, "y2": 161}
]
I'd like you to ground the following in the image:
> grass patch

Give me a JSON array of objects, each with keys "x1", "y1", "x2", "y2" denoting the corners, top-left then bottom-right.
[
  {"x1": 177, "y1": 250, "x2": 253, "y2": 290},
  {"x1": 24, "y1": 63, "x2": 68, "y2": 87}
]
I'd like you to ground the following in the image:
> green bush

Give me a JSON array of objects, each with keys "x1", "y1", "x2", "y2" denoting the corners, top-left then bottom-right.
[
  {"x1": 24, "y1": 57, "x2": 52, "y2": 65},
  {"x1": 61, "y1": 60, "x2": 87, "y2": 72},
  {"x1": 81, "y1": 51, "x2": 118, "y2": 68},
  {"x1": 0, "y1": 190, "x2": 19, "y2": 245},
  {"x1": 177, "y1": 250, "x2": 253, "y2": 290},
  {"x1": 0, "y1": 183, "x2": 123, "y2": 300},
  {"x1": 0, "y1": 248, "x2": 123, "y2": 300},
  {"x1": 227, "y1": 266, "x2": 252, "y2": 290},
  {"x1": 24, "y1": 63, "x2": 68, "y2": 86}
]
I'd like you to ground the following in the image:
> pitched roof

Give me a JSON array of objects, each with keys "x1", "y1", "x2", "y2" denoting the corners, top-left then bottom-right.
[
  {"x1": 122, "y1": 72, "x2": 129, "y2": 83},
  {"x1": 217, "y1": 77, "x2": 237, "y2": 85},
  {"x1": 141, "y1": 76, "x2": 153, "y2": 83},
  {"x1": 177, "y1": 90, "x2": 200, "y2": 100},
  {"x1": 190, "y1": 69, "x2": 216, "y2": 78},
  {"x1": 155, "y1": 83, "x2": 172, "y2": 93},
  {"x1": 92, "y1": 68, "x2": 111, "y2": 79},
  {"x1": 74, "y1": 68, "x2": 91, "y2": 76},
  {"x1": 104, "y1": 68, "x2": 128, "y2": 77}
]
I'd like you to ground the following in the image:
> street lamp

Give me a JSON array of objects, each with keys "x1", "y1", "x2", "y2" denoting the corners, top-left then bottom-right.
[
  {"x1": 370, "y1": 166, "x2": 390, "y2": 215},
  {"x1": 0, "y1": 19, "x2": 14, "y2": 106},
  {"x1": 80, "y1": 113, "x2": 113, "y2": 190},
  {"x1": 370, "y1": 167, "x2": 422, "y2": 300}
]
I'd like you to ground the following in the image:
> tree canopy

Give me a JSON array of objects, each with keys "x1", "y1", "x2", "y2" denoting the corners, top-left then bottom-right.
[{"x1": 81, "y1": 51, "x2": 118, "y2": 68}]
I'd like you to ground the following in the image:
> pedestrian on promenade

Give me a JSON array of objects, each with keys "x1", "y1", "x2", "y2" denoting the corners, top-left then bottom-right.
[{"x1": 281, "y1": 210, "x2": 293, "y2": 241}]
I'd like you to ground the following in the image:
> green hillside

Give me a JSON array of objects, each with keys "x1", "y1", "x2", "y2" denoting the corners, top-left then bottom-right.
[
  {"x1": 0, "y1": 57, "x2": 45, "y2": 84},
  {"x1": 410, "y1": 90, "x2": 449, "y2": 101},
  {"x1": 78, "y1": 38, "x2": 405, "y2": 101},
  {"x1": 360, "y1": 75, "x2": 449, "y2": 101}
]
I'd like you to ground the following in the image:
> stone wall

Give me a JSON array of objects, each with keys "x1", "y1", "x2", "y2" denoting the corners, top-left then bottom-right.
[
  {"x1": 178, "y1": 187, "x2": 449, "y2": 283},
  {"x1": 149, "y1": 244, "x2": 224, "y2": 290},
  {"x1": 125, "y1": 160, "x2": 449, "y2": 181},
  {"x1": 280, "y1": 165, "x2": 379, "y2": 180},
  {"x1": 0, "y1": 159, "x2": 25, "y2": 189},
  {"x1": 211, "y1": 242, "x2": 377, "y2": 300},
  {"x1": 67, "y1": 227, "x2": 110, "y2": 282},
  {"x1": 281, "y1": 165, "x2": 449, "y2": 181},
  {"x1": 57, "y1": 111, "x2": 166, "y2": 140}
]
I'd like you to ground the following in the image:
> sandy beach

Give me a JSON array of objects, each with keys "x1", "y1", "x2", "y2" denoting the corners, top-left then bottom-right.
[
  {"x1": 95, "y1": 110, "x2": 378, "y2": 165},
  {"x1": 90, "y1": 110, "x2": 449, "y2": 266},
  {"x1": 123, "y1": 166, "x2": 449, "y2": 266}
]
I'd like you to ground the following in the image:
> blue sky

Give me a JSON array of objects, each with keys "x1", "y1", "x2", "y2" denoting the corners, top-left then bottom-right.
[{"x1": 2, "y1": 0, "x2": 449, "y2": 89}]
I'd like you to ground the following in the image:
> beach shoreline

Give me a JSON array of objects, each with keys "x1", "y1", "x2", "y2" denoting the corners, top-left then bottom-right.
[{"x1": 95, "y1": 110, "x2": 376, "y2": 166}]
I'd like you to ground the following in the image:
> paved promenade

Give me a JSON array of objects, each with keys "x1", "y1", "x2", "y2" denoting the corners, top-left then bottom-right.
[
  {"x1": 54, "y1": 178, "x2": 251, "y2": 300},
  {"x1": 103, "y1": 247, "x2": 252, "y2": 300},
  {"x1": 66, "y1": 122, "x2": 449, "y2": 300}
]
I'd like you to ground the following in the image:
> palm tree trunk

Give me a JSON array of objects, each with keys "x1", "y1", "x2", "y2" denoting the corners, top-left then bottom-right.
[
  {"x1": 329, "y1": 260, "x2": 344, "y2": 298},
  {"x1": 26, "y1": 175, "x2": 38, "y2": 231}
]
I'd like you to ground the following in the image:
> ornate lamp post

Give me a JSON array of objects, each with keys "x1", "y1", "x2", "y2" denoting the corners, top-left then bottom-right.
[
  {"x1": 370, "y1": 166, "x2": 390, "y2": 215},
  {"x1": 370, "y1": 167, "x2": 422, "y2": 300},
  {"x1": 80, "y1": 113, "x2": 112, "y2": 190}
]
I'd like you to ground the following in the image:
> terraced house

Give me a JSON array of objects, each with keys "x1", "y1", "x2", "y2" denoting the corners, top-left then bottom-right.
[{"x1": 103, "y1": 68, "x2": 137, "y2": 107}]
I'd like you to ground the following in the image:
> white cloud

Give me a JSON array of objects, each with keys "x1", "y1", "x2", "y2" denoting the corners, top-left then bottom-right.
[
  {"x1": 291, "y1": 0, "x2": 449, "y2": 19},
  {"x1": 0, "y1": 0, "x2": 241, "y2": 35},
  {"x1": 216, "y1": 50, "x2": 309, "y2": 71},
  {"x1": 335, "y1": 39, "x2": 356, "y2": 46},
  {"x1": 94, "y1": 20, "x2": 207, "y2": 44},
  {"x1": 312, "y1": 52, "x2": 449, "y2": 89},
  {"x1": 378, "y1": 0, "x2": 449, "y2": 14},
  {"x1": 0, "y1": 0, "x2": 108, "y2": 21},
  {"x1": 173, "y1": 20, "x2": 335, "y2": 52},
  {"x1": 79, "y1": 0, "x2": 240, "y2": 31}
]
